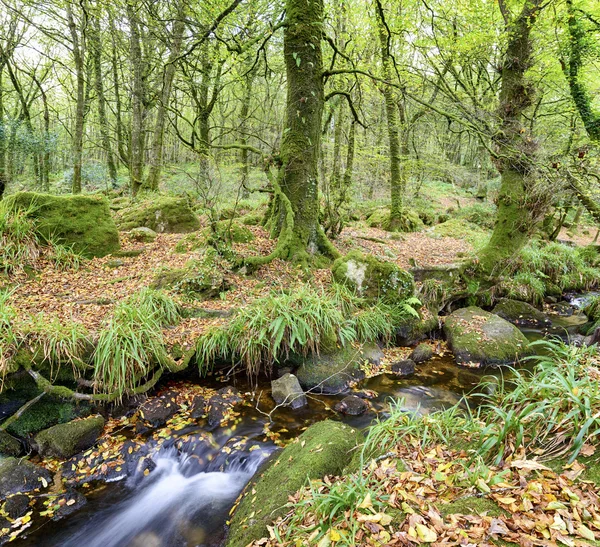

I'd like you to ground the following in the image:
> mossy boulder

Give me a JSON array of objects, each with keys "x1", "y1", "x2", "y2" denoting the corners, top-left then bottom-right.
[
  {"x1": 492, "y1": 298, "x2": 551, "y2": 327},
  {"x1": 174, "y1": 232, "x2": 207, "y2": 253},
  {"x1": 129, "y1": 226, "x2": 157, "y2": 242},
  {"x1": 115, "y1": 195, "x2": 200, "y2": 233},
  {"x1": 34, "y1": 415, "x2": 105, "y2": 458},
  {"x1": 226, "y1": 420, "x2": 362, "y2": 547},
  {"x1": 0, "y1": 430, "x2": 21, "y2": 457},
  {"x1": 332, "y1": 251, "x2": 414, "y2": 304},
  {"x1": 396, "y1": 314, "x2": 440, "y2": 346},
  {"x1": 208, "y1": 221, "x2": 254, "y2": 243},
  {"x1": 294, "y1": 343, "x2": 379, "y2": 394},
  {"x1": 443, "y1": 307, "x2": 531, "y2": 368},
  {"x1": 367, "y1": 208, "x2": 423, "y2": 232},
  {"x1": 0, "y1": 457, "x2": 52, "y2": 500},
  {"x1": 5, "y1": 192, "x2": 120, "y2": 257}
]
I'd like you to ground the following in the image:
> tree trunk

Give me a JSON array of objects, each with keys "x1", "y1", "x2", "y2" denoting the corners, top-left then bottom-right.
[
  {"x1": 375, "y1": 1, "x2": 404, "y2": 231},
  {"x1": 239, "y1": 68, "x2": 255, "y2": 198},
  {"x1": 146, "y1": 2, "x2": 186, "y2": 191},
  {"x1": 0, "y1": 68, "x2": 6, "y2": 199},
  {"x1": 478, "y1": 0, "x2": 544, "y2": 274},
  {"x1": 66, "y1": 0, "x2": 86, "y2": 194}
]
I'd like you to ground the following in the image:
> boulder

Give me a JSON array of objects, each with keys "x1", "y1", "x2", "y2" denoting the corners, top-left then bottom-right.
[
  {"x1": 207, "y1": 387, "x2": 243, "y2": 430},
  {"x1": 396, "y1": 314, "x2": 440, "y2": 346},
  {"x1": 443, "y1": 307, "x2": 531, "y2": 368},
  {"x1": 0, "y1": 457, "x2": 52, "y2": 500},
  {"x1": 35, "y1": 415, "x2": 105, "y2": 458},
  {"x1": 190, "y1": 395, "x2": 206, "y2": 419},
  {"x1": 226, "y1": 421, "x2": 362, "y2": 547},
  {"x1": 139, "y1": 392, "x2": 180, "y2": 427},
  {"x1": 334, "y1": 395, "x2": 369, "y2": 416},
  {"x1": 116, "y1": 195, "x2": 200, "y2": 233},
  {"x1": 391, "y1": 359, "x2": 416, "y2": 376},
  {"x1": 492, "y1": 298, "x2": 551, "y2": 327},
  {"x1": 409, "y1": 343, "x2": 433, "y2": 364},
  {"x1": 0, "y1": 430, "x2": 21, "y2": 457},
  {"x1": 294, "y1": 344, "x2": 371, "y2": 394},
  {"x1": 271, "y1": 374, "x2": 307, "y2": 409},
  {"x1": 209, "y1": 221, "x2": 254, "y2": 243},
  {"x1": 332, "y1": 251, "x2": 414, "y2": 304},
  {"x1": 3, "y1": 494, "x2": 30, "y2": 519},
  {"x1": 4, "y1": 192, "x2": 120, "y2": 257},
  {"x1": 129, "y1": 226, "x2": 157, "y2": 243}
]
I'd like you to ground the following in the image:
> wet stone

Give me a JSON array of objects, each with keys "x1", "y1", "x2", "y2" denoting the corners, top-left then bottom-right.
[
  {"x1": 52, "y1": 490, "x2": 87, "y2": 521},
  {"x1": 391, "y1": 359, "x2": 416, "y2": 376},
  {"x1": 334, "y1": 396, "x2": 369, "y2": 416},
  {"x1": 271, "y1": 374, "x2": 307, "y2": 410},
  {"x1": 0, "y1": 458, "x2": 52, "y2": 501},
  {"x1": 139, "y1": 391, "x2": 180, "y2": 427},
  {"x1": 3, "y1": 494, "x2": 30, "y2": 519},
  {"x1": 190, "y1": 395, "x2": 206, "y2": 419},
  {"x1": 409, "y1": 344, "x2": 433, "y2": 364}
]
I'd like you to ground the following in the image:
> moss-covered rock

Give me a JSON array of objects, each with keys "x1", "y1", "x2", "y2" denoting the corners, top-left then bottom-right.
[
  {"x1": 0, "y1": 457, "x2": 52, "y2": 500},
  {"x1": 129, "y1": 226, "x2": 157, "y2": 242},
  {"x1": 34, "y1": 415, "x2": 105, "y2": 458},
  {"x1": 208, "y1": 221, "x2": 254, "y2": 243},
  {"x1": 5, "y1": 192, "x2": 120, "y2": 257},
  {"x1": 226, "y1": 421, "x2": 362, "y2": 547},
  {"x1": 0, "y1": 430, "x2": 21, "y2": 456},
  {"x1": 332, "y1": 251, "x2": 414, "y2": 304},
  {"x1": 174, "y1": 232, "x2": 207, "y2": 253},
  {"x1": 294, "y1": 344, "x2": 377, "y2": 394},
  {"x1": 443, "y1": 307, "x2": 531, "y2": 368},
  {"x1": 115, "y1": 195, "x2": 200, "y2": 233},
  {"x1": 395, "y1": 314, "x2": 440, "y2": 346},
  {"x1": 492, "y1": 298, "x2": 551, "y2": 327},
  {"x1": 367, "y1": 208, "x2": 423, "y2": 232}
]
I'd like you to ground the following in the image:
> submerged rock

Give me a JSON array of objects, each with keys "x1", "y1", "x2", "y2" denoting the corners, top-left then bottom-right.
[
  {"x1": 0, "y1": 457, "x2": 52, "y2": 500},
  {"x1": 391, "y1": 359, "x2": 416, "y2": 376},
  {"x1": 271, "y1": 374, "x2": 307, "y2": 409},
  {"x1": 332, "y1": 250, "x2": 414, "y2": 304},
  {"x1": 492, "y1": 298, "x2": 551, "y2": 327},
  {"x1": 334, "y1": 395, "x2": 369, "y2": 416},
  {"x1": 294, "y1": 344, "x2": 369, "y2": 394},
  {"x1": 4, "y1": 191, "x2": 120, "y2": 257},
  {"x1": 444, "y1": 307, "x2": 531, "y2": 368},
  {"x1": 226, "y1": 421, "x2": 362, "y2": 547},
  {"x1": 35, "y1": 415, "x2": 105, "y2": 458},
  {"x1": 409, "y1": 343, "x2": 433, "y2": 364}
]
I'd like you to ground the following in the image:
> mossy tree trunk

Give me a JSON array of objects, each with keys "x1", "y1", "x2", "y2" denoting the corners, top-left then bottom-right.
[
  {"x1": 375, "y1": 1, "x2": 405, "y2": 231},
  {"x1": 259, "y1": 0, "x2": 337, "y2": 265},
  {"x1": 478, "y1": 0, "x2": 544, "y2": 274}
]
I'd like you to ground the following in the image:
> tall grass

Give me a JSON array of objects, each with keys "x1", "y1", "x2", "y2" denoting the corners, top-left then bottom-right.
[
  {"x1": 196, "y1": 285, "x2": 420, "y2": 376},
  {"x1": 0, "y1": 201, "x2": 41, "y2": 273},
  {"x1": 93, "y1": 289, "x2": 180, "y2": 395},
  {"x1": 0, "y1": 290, "x2": 17, "y2": 377}
]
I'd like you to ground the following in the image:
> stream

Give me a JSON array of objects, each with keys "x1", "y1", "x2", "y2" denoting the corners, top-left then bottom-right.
[{"x1": 13, "y1": 298, "x2": 592, "y2": 547}]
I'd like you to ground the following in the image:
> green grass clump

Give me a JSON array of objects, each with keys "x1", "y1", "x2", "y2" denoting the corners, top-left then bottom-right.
[
  {"x1": 196, "y1": 284, "x2": 420, "y2": 376},
  {"x1": 583, "y1": 295, "x2": 600, "y2": 322},
  {"x1": 0, "y1": 291, "x2": 17, "y2": 376},
  {"x1": 0, "y1": 200, "x2": 41, "y2": 273},
  {"x1": 453, "y1": 203, "x2": 496, "y2": 229},
  {"x1": 93, "y1": 289, "x2": 180, "y2": 395}
]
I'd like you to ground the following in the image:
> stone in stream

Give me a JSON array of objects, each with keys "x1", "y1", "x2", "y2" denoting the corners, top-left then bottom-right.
[
  {"x1": 492, "y1": 298, "x2": 551, "y2": 327},
  {"x1": 0, "y1": 457, "x2": 52, "y2": 500},
  {"x1": 443, "y1": 306, "x2": 531, "y2": 368},
  {"x1": 271, "y1": 374, "x2": 307, "y2": 409},
  {"x1": 409, "y1": 343, "x2": 433, "y2": 364},
  {"x1": 391, "y1": 359, "x2": 416, "y2": 376},
  {"x1": 226, "y1": 421, "x2": 362, "y2": 547},
  {"x1": 51, "y1": 490, "x2": 87, "y2": 521},
  {"x1": 139, "y1": 390, "x2": 180, "y2": 427},
  {"x1": 334, "y1": 395, "x2": 369, "y2": 416},
  {"x1": 190, "y1": 395, "x2": 206, "y2": 419},
  {"x1": 0, "y1": 429, "x2": 22, "y2": 457},
  {"x1": 3, "y1": 494, "x2": 30, "y2": 519},
  {"x1": 35, "y1": 415, "x2": 105, "y2": 459},
  {"x1": 207, "y1": 387, "x2": 243, "y2": 430}
]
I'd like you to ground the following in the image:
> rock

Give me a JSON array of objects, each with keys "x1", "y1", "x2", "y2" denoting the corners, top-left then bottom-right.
[
  {"x1": 332, "y1": 250, "x2": 414, "y2": 304},
  {"x1": 4, "y1": 192, "x2": 120, "y2": 257},
  {"x1": 115, "y1": 195, "x2": 200, "y2": 233},
  {"x1": 443, "y1": 307, "x2": 531, "y2": 368},
  {"x1": 391, "y1": 359, "x2": 416, "y2": 376},
  {"x1": 3, "y1": 494, "x2": 30, "y2": 519},
  {"x1": 294, "y1": 344, "x2": 369, "y2": 394},
  {"x1": 409, "y1": 343, "x2": 433, "y2": 364},
  {"x1": 492, "y1": 298, "x2": 551, "y2": 327},
  {"x1": 129, "y1": 226, "x2": 157, "y2": 242},
  {"x1": 361, "y1": 342, "x2": 384, "y2": 366},
  {"x1": 550, "y1": 302, "x2": 574, "y2": 316},
  {"x1": 207, "y1": 388, "x2": 243, "y2": 430},
  {"x1": 0, "y1": 458, "x2": 52, "y2": 500},
  {"x1": 396, "y1": 314, "x2": 440, "y2": 346},
  {"x1": 51, "y1": 490, "x2": 87, "y2": 521},
  {"x1": 209, "y1": 221, "x2": 254, "y2": 243},
  {"x1": 226, "y1": 421, "x2": 362, "y2": 547},
  {"x1": 334, "y1": 395, "x2": 368, "y2": 416},
  {"x1": 0, "y1": 430, "x2": 22, "y2": 457},
  {"x1": 366, "y1": 208, "x2": 423, "y2": 232},
  {"x1": 35, "y1": 415, "x2": 105, "y2": 458},
  {"x1": 271, "y1": 374, "x2": 307, "y2": 409},
  {"x1": 190, "y1": 396, "x2": 206, "y2": 419},
  {"x1": 106, "y1": 259, "x2": 124, "y2": 268},
  {"x1": 139, "y1": 392, "x2": 180, "y2": 427}
]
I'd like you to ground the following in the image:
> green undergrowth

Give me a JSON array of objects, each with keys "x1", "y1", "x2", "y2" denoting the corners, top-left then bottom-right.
[
  {"x1": 93, "y1": 288, "x2": 180, "y2": 395},
  {"x1": 195, "y1": 284, "x2": 421, "y2": 376},
  {"x1": 426, "y1": 218, "x2": 490, "y2": 248},
  {"x1": 497, "y1": 241, "x2": 600, "y2": 305}
]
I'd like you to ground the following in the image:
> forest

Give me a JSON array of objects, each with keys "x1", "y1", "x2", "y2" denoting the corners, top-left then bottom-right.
[{"x1": 0, "y1": 0, "x2": 599, "y2": 545}]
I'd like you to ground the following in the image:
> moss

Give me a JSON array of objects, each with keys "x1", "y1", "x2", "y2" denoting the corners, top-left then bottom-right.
[
  {"x1": 174, "y1": 232, "x2": 207, "y2": 253},
  {"x1": 4, "y1": 192, "x2": 120, "y2": 257},
  {"x1": 115, "y1": 195, "x2": 200, "y2": 233},
  {"x1": 395, "y1": 314, "x2": 440, "y2": 346},
  {"x1": 438, "y1": 496, "x2": 507, "y2": 518},
  {"x1": 0, "y1": 430, "x2": 21, "y2": 456},
  {"x1": 332, "y1": 250, "x2": 414, "y2": 304},
  {"x1": 492, "y1": 298, "x2": 550, "y2": 327},
  {"x1": 427, "y1": 218, "x2": 489, "y2": 247},
  {"x1": 34, "y1": 415, "x2": 105, "y2": 458},
  {"x1": 239, "y1": 212, "x2": 263, "y2": 226},
  {"x1": 6, "y1": 399, "x2": 89, "y2": 438},
  {"x1": 367, "y1": 208, "x2": 423, "y2": 232},
  {"x1": 226, "y1": 421, "x2": 362, "y2": 547},
  {"x1": 209, "y1": 221, "x2": 254, "y2": 244}
]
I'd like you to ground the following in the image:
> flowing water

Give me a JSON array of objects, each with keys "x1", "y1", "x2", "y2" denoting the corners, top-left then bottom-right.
[{"x1": 14, "y1": 297, "x2": 592, "y2": 547}]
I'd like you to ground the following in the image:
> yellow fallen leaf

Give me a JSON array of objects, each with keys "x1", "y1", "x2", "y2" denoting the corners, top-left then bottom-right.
[
  {"x1": 577, "y1": 524, "x2": 595, "y2": 542},
  {"x1": 415, "y1": 523, "x2": 437, "y2": 542},
  {"x1": 329, "y1": 529, "x2": 341, "y2": 541},
  {"x1": 358, "y1": 493, "x2": 372, "y2": 509}
]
